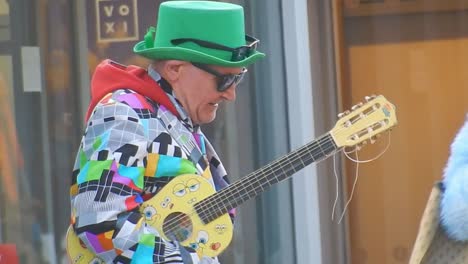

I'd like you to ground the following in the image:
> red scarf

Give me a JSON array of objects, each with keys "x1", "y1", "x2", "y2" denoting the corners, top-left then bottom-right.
[{"x1": 85, "y1": 59, "x2": 179, "y2": 121}]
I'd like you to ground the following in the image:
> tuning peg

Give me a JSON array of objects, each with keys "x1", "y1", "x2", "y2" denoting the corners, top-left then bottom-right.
[
  {"x1": 365, "y1": 95, "x2": 378, "y2": 101},
  {"x1": 356, "y1": 140, "x2": 368, "y2": 150},
  {"x1": 338, "y1": 110, "x2": 351, "y2": 118},
  {"x1": 351, "y1": 102, "x2": 363, "y2": 110}
]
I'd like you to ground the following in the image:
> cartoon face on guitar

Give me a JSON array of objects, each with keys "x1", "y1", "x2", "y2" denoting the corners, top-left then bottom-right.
[
  {"x1": 143, "y1": 174, "x2": 233, "y2": 258},
  {"x1": 141, "y1": 204, "x2": 161, "y2": 226},
  {"x1": 172, "y1": 178, "x2": 201, "y2": 199}
]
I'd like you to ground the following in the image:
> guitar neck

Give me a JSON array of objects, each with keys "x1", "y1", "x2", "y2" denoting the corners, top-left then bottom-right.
[{"x1": 194, "y1": 132, "x2": 338, "y2": 224}]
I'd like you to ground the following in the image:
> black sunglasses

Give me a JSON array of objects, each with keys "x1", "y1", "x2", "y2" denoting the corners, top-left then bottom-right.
[
  {"x1": 192, "y1": 62, "x2": 247, "y2": 92},
  {"x1": 171, "y1": 35, "x2": 259, "y2": 62}
]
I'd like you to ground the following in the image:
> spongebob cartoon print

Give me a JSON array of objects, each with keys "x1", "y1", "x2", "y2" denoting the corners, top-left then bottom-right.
[
  {"x1": 66, "y1": 173, "x2": 235, "y2": 262},
  {"x1": 141, "y1": 204, "x2": 161, "y2": 226},
  {"x1": 141, "y1": 174, "x2": 233, "y2": 258}
]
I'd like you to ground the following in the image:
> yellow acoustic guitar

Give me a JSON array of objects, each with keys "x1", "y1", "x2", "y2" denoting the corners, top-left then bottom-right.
[{"x1": 66, "y1": 95, "x2": 397, "y2": 263}]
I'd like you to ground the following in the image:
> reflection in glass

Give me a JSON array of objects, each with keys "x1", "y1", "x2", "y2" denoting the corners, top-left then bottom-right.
[
  {"x1": 0, "y1": 55, "x2": 17, "y2": 245},
  {"x1": 0, "y1": 55, "x2": 45, "y2": 263}
]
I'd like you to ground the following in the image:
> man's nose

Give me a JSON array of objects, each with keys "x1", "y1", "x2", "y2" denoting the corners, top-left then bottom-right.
[{"x1": 221, "y1": 85, "x2": 237, "y2": 101}]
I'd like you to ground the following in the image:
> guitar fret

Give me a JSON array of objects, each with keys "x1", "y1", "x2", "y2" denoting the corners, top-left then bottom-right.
[
  {"x1": 295, "y1": 149, "x2": 306, "y2": 169},
  {"x1": 317, "y1": 139, "x2": 327, "y2": 158}
]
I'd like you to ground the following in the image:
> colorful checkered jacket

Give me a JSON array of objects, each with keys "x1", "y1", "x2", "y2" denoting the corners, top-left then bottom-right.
[{"x1": 70, "y1": 60, "x2": 231, "y2": 263}]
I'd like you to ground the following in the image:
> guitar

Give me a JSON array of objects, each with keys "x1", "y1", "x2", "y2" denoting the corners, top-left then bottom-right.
[{"x1": 66, "y1": 95, "x2": 397, "y2": 263}]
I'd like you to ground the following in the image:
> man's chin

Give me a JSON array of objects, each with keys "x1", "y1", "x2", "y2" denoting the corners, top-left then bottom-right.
[{"x1": 194, "y1": 112, "x2": 217, "y2": 125}]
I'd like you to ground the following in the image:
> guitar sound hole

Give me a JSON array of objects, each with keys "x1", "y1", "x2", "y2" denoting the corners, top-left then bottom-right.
[{"x1": 162, "y1": 212, "x2": 193, "y2": 242}]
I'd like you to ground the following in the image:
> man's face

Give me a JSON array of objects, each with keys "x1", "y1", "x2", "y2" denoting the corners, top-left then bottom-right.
[{"x1": 174, "y1": 63, "x2": 243, "y2": 125}]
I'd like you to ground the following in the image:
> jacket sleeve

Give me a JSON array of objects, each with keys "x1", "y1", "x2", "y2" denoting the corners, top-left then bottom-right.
[{"x1": 70, "y1": 99, "x2": 194, "y2": 263}]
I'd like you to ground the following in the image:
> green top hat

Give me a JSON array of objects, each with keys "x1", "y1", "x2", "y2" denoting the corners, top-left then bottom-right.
[{"x1": 133, "y1": 1, "x2": 265, "y2": 67}]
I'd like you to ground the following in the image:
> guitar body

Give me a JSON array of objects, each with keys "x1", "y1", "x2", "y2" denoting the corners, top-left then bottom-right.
[
  {"x1": 66, "y1": 174, "x2": 233, "y2": 263},
  {"x1": 142, "y1": 174, "x2": 233, "y2": 256}
]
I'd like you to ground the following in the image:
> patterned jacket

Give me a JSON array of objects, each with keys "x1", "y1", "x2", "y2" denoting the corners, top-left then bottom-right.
[{"x1": 70, "y1": 60, "x2": 231, "y2": 263}]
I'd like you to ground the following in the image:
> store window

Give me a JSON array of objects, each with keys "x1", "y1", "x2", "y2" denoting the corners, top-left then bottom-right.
[
  {"x1": 0, "y1": 0, "x2": 81, "y2": 263},
  {"x1": 0, "y1": 0, "x2": 42, "y2": 263}
]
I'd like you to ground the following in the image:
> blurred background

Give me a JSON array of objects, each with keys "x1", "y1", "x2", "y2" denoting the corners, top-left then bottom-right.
[{"x1": 0, "y1": 0, "x2": 467, "y2": 263}]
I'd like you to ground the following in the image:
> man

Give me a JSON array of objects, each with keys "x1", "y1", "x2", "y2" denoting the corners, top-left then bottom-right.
[{"x1": 69, "y1": 1, "x2": 265, "y2": 263}]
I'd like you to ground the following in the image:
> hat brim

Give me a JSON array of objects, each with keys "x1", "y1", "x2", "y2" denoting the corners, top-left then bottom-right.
[{"x1": 133, "y1": 41, "x2": 265, "y2": 67}]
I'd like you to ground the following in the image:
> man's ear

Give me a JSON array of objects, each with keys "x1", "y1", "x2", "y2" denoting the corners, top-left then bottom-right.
[{"x1": 161, "y1": 60, "x2": 186, "y2": 82}]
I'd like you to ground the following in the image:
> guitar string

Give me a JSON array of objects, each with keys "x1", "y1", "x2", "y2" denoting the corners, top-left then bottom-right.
[
  {"x1": 161, "y1": 116, "x2": 387, "y2": 234},
  {"x1": 331, "y1": 147, "x2": 360, "y2": 223},
  {"x1": 209, "y1": 136, "x2": 336, "y2": 219},
  {"x1": 331, "y1": 132, "x2": 391, "y2": 223},
  {"x1": 162, "y1": 133, "x2": 339, "y2": 234},
  {"x1": 193, "y1": 113, "x2": 386, "y2": 224},
  {"x1": 161, "y1": 133, "x2": 335, "y2": 234},
  {"x1": 163, "y1": 120, "x2": 390, "y2": 235},
  {"x1": 195, "y1": 126, "x2": 389, "y2": 230},
  {"x1": 336, "y1": 132, "x2": 392, "y2": 223},
  {"x1": 197, "y1": 134, "x2": 335, "y2": 220},
  {"x1": 161, "y1": 101, "x2": 387, "y2": 230},
  {"x1": 161, "y1": 112, "x2": 390, "y2": 234},
  {"x1": 198, "y1": 105, "x2": 392, "y2": 218}
]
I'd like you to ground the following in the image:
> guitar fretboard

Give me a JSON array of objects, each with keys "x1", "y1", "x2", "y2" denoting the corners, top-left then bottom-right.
[{"x1": 194, "y1": 133, "x2": 337, "y2": 224}]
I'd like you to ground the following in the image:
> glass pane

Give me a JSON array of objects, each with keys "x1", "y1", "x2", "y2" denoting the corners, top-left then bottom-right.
[
  {"x1": 339, "y1": 1, "x2": 468, "y2": 263},
  {"x1": 37, "y1": 0, "x2": 82, "y2": 262},
  {"x1": 0, "y1": 55, "x2": 45, "y2": 263},
  {"x1": 0, "y1": 55, "x2": 15, "y2": 244},
  {"x1": 0, "y1": 0, "x2": 9, "y2": 41}
]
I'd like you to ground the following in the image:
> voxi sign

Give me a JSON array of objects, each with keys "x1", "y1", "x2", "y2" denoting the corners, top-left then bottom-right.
[{"x1": 96, "y1": 0, "x2": 139, "y2": 43}]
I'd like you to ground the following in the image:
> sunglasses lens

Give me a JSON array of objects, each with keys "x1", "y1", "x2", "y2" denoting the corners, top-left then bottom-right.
[
  {"x1": 231, "y1": 49, "x2": 244, "y2": 62},
  {"x1": 233, "y1": 47, "x2": 255, "y2": 61},
  {"x1": 173, "y1": 36, "x2": 259, "y2": 62},
  {"x1": 231, "y1": 39, "x2": 258, "y2": 61},
  {"x1": 217, "y1": 71, "x2": 246, "y2": 92},
  {"x1": 218, "y1": 76, "x2": 235, "y2": 91}
]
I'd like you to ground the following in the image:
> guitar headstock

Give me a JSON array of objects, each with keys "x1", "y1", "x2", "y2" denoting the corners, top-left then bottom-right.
[{"x1": 331, "y1": 95, "x2": 397, "y2": 148}]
